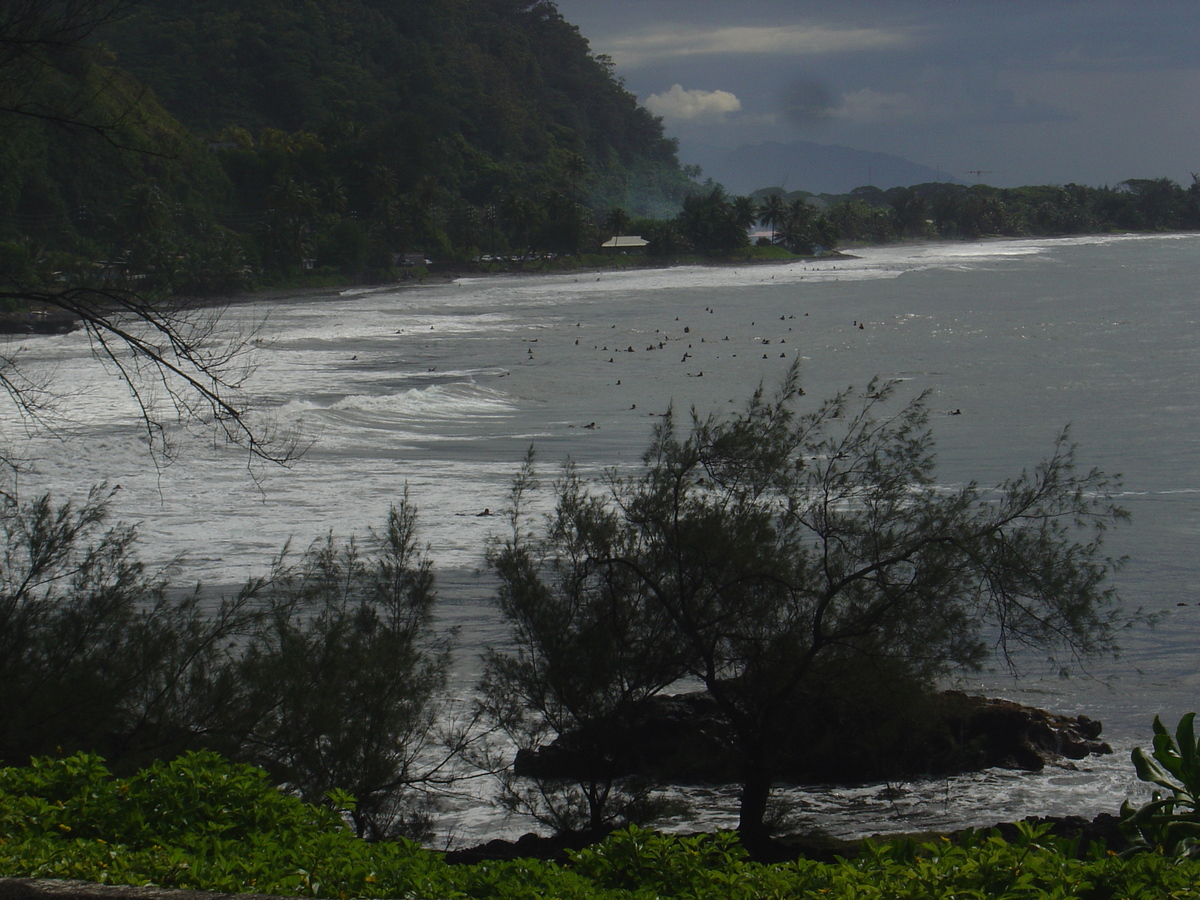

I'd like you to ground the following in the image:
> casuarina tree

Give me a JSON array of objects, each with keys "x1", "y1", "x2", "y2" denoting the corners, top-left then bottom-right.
[
  {"x1": 490, "y1": 363, "x2": 1128, "y2": 846},
  {"x1": 477, "y1": 453, "x2": 689, "y2": 833}
]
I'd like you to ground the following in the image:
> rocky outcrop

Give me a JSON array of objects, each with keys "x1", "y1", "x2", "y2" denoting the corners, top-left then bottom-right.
[
  {"x1": 442, "y1": 828, "x2": 611, "y2": 865},
  {"x1": 515, "y1": 689, "x2": 1112, "y2": 787},
  {"x1": 0, "y1": 310, "x2": 78, "y2": 335},
  {"x1": 441, "y1": 812, "x2": 1130, "y2": 866},
  {"x1": 935, "y1": 691, "x2": 1110, "y2": 772}
]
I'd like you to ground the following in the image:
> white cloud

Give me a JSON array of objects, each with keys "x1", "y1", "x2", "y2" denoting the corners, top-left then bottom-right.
[
  {"x1": 608, "y1": 24, "x2": 913, "y2": 68},
  {"x1": 645, "y1": 85, "x2": 742, "y2": 122}
]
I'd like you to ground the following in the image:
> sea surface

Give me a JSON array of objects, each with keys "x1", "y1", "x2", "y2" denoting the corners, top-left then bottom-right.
[{"x1": 4, "y1": 233, "x2": 1199, "y2": 844}]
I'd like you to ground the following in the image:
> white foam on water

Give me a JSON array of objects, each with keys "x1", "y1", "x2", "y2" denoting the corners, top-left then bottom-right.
[
  {"x1": 277, "y1": 382, "x2": 516, "y2": 425},
  {"x1": 6, "y1": 233, "x2": 1200, "y2": 843},
  {"x1": 271, "y1": 311, "x2": 533, "y2": 345}
]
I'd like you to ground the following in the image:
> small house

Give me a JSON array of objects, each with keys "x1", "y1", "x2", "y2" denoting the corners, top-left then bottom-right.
[{"x1": 600, "y1": 235, "x2": 649, "y2": 251}]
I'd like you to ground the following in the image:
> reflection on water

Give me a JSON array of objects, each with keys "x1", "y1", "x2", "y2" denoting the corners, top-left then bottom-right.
[{"x1": 3, "y1": 234, "x2": 1197, "y2": 845}]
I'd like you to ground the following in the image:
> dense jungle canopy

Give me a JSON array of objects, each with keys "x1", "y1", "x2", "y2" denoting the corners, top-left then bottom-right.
[
  {"x1": 1, "y1": 0, "x2": 1198, "y2": 294},
  {"x1": 0, "y1": 0, "x2": 692, "y2": 289}
]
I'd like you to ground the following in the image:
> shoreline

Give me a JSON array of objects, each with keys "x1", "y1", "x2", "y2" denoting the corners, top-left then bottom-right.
[
  {"x1": 14, "y1": 230, "x2": 1186, "y2": 325},
  {"x1": 441, "y1": 810, "x2": 1129, "y2": 865},
  {"x1": 2, "y1": 234, "x2": 1173, "y2": 866},
  {"x1": 177, "y1": 227, "x2": 1192, "y2": 312},
  {"x1": 175, "y1": 248, "x2": 860, "y2": 312}
]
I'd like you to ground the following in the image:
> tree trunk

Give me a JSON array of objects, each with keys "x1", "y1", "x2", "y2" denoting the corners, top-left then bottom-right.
[{"x1": 737, "y1": 763, "x2": 772, "y2": 849}]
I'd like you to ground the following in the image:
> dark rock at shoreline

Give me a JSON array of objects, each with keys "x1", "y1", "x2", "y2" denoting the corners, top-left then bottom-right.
[
  {"x1": 441, "y1": 812, "x2": 1129, "y2": 866},
  {"x1": 0, "y1": 309, "x2": 78, "y2": 335},
  {"x1": 515, "y1": 689, "x2": 1112, "y2": 787},
  {"x1": 442, "y1": 828, "x2": 611, "y2": 866},
  {"x1": 939, "y1": 691, "x2": 1110, "y2": 772},
  {"x1": 980, "y1": 812, "x2": 1128, "y2": 858}
]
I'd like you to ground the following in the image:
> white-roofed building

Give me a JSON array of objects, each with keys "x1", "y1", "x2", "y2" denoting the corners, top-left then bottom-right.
[{"x1": 600, "y1": 235, "x2": 649, "y2": 249}]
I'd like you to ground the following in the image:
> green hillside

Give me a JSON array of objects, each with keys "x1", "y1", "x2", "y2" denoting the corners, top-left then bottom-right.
[
  {"x1": 108, "y1": 0, "x2": 689, "y2": 212},
  {"x1": 1, "y1": 0, "x2": 694, "y2": 292}
]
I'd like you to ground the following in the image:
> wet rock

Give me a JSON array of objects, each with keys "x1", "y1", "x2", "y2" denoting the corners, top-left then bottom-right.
[
  {"x1": 0, "y1": 310, "x2": 78, "y2": 335},
  {"x1": 514, "y1": 689, "x2": 1112, "y2": 787},
  {"x1": 443, "y1": 828, "x2": 610, "y2": 865}
]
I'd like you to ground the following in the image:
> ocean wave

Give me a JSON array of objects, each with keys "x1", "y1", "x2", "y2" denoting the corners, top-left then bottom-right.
[
  {"x1": 276, "y1": 382, "x2": 517, "y2": 429},
  {"x1": 269, "y1": 313, "x2": 532, "y2": 348}
]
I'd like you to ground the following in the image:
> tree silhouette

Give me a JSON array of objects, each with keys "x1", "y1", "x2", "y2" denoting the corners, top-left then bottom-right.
[{"x1": 492, "y1": 366, "x2": 1128, "y2": 845}]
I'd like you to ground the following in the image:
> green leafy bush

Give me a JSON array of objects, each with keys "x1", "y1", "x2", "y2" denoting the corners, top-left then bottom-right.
[
  {"x1": 568, "y1": 827, "x2": 751, "y2": 895},
  {"x1": 0, "y1": 751, "x2": 449, "y2": 897},
  {"x1": 1121, "y1": 712, "x2": 1200, "y2": 857},
  {"x1": 6, "y1": 752, "x2": 1200, "y2": 899},
  {"x1": 0, "y1": 486, "x2": 451, "y2": 842}
]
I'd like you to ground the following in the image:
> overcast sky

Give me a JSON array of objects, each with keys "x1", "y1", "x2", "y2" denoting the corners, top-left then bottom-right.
[{"x1": 552, "y1": 0, "x2": 1200, "y2": 189}]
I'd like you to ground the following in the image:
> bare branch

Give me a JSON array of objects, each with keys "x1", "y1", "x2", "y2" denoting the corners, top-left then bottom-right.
[{"x1": 2, "y1": 284, "x2": 306, "y2": 467}]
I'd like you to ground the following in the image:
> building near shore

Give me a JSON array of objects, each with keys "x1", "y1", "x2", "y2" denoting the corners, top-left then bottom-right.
[{"x1": 600, "y1": 235, "x2": 649, "y2": 251}]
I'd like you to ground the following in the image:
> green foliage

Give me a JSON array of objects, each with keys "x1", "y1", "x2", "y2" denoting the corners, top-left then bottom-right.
[
  {"x1": 491, "y1": 366, "x2": 1128, "y2": 840},
  {"x1": 7, "y1": 765, "x2": 1200, "y2": 900},
  {"x1": 1121, "y1": 713, "x2": 1200, "y2": 857},
  {"x1": 677, "y1": 186, "x2": 750, "y2": 255},
  {"x1": 568, "y1": 827, "x2": 751, "y2": 895},
  {"x1": 745, "y1": 243, "x2": 796, "y2": 260},
  {"x1": 224, "y1": 497, "x2": 453, "y2": 841},
  {"x1": 754, "y1": 178, "x2": 1200, "y2": 248},
  {"x1": 902, "y1": 179, "x2": 1200, "y2": 240},
  {"x1": 0, "y1": 482, "x2": 452, "y2": 842},
  {"x1": 6, "y1": 0, "x2": 1197, "y2": 289},
  {"x1": 0, "y1": 751, "x2": 448, "y2": 896},
  {"x1": 477, "y1": 451, "x2": 689, "y2": 833},
  {"x1": 1, "y1": 0, "x2": 694, "y2": 290},
  {"x1": 107, "y1": 0, "x2": 689, "y2": 218},
  {"x1": 0, "y1": 483, "x2": 248, "y2": 770}
]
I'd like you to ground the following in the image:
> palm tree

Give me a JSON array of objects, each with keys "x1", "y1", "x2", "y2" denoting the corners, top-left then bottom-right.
[
  {"x1": 731, "y1": 196, "x2": 757, "y2": 235},
  {"x1": 604, "y1": 207, "x2": 631, "y2": 237},
  {"x1": 758, "y1": 192, "x2": 785, "y2": 243},
  {"x1": 778, "y1": 198, "x2": 816, "y2": 254}
]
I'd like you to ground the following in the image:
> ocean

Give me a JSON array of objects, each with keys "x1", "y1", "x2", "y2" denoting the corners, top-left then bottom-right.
[{"x1": 4, "y1": 232, "x2": 1198, "y2": 842}]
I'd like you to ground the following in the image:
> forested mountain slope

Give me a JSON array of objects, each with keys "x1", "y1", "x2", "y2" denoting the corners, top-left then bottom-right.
[
  {"x1": 1, "y1": 0, "x2": 693, "y2": 293},
  {"x1": 110, "y1": 0, "x2": 682, "y2": 210}
]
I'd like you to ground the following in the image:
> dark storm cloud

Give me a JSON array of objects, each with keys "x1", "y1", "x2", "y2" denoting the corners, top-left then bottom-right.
[{"x1": 780, "y1": 77, "x2": 838, "y2": 129}]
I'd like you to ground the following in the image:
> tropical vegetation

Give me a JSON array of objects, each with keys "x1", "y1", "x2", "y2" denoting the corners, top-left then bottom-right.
[
  {"x1": 1, "y1": 0, "x2": 696, "y2": 295},
  {"x1": 1120, "y1": 713, "x2": 1200, "y2": 858},
  {"x1": 4, "y1": 0, "x2": 1199, "y2": 301},
  {"x1": 0, "y1": 369, "x2": 1133, "y2": 852},
  {"x1": 2, "y1": 3, "x2": 1198, "y2": 892},
  {"x1": 480, "y1": 364, "x2": 1128, "y2": 846},
  {"x1": 4, "y1": 749, "x2": 1200, "y2": 899},
  {"x1": 0, "y1": 485, "x2": 452, "y2": 841}
]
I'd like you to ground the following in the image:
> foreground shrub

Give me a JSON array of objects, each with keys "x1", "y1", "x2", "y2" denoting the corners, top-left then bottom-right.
[
  {"x1": 0, "y1": 484, "x2": 451, "y2": 842},
  {"x1": 1122, "y1": 712, "x2": 1200, "y2": 857},
  {"x1": 5, "y1": 753, "x2": 1200, "y2": 899},
  {"x1": 0, "y1": 751, "x2": 449, "y2": 897}
]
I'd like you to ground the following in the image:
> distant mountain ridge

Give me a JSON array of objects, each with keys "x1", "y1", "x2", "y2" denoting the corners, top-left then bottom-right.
[{"x1": 694, "y1": 140, "x2": 962, "y2": 196}]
